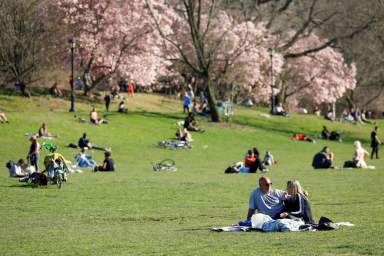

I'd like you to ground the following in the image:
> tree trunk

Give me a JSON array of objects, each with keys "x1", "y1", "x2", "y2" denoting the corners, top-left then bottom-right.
[{"x1": 206, "y1": 80, "x2": 220, "y2": 122}]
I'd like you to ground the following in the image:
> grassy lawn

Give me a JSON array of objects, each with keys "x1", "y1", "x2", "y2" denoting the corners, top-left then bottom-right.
[{"x1": 0, "y1": 94, "x2": 383, "y2": 256}]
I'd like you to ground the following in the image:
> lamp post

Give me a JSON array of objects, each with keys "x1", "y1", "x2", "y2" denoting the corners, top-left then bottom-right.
[
  {"x1": 68, "y1": 37, "x2": 76, "y2": 112},
  {"x1": 268, "y1": 48, "x2": 276, "y2": 114}
]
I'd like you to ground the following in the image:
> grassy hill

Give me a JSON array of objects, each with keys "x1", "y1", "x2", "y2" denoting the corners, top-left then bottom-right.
[{"x1": 0, "y1": 94, "x2": 383, "y2": 256}]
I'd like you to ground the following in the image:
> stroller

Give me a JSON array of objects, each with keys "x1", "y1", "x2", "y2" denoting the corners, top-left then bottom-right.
[{"x1": 43, "y1": 153, "x2": 69, "y2": 188}]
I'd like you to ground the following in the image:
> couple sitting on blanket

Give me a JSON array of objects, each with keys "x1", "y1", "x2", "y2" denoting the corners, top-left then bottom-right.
[{"x1": 246, "y1": 176, "x2": 314, "y2": 225}]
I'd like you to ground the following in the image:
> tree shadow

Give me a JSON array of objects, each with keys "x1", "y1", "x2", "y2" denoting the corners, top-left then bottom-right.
[{"x1": 133, "y1": 111, "x2": 185, "y2": 121}]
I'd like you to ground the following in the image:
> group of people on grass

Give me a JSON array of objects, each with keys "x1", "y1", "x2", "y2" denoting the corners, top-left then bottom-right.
[
  {"x1": 174, "y1": 112, "x2": 205, "y2": 147},
  {"x1": 182, "y1": 85, "x2": 210, "y2": 116},
  {"x1": 105, "y1": 80, "x2": 134, "y2": 112},
  {"x1": 6, "y1": 123, "x2": 115, "y2": 182},
  {"x1": 226, "y1": 148, "x2": 276, "y2": 174},
  {"x1": 312, "y1": 127, "x2": 381, "y2": 169},
  {"x1": 324, "y1": 107, "x2": 374, "y2": 125}
]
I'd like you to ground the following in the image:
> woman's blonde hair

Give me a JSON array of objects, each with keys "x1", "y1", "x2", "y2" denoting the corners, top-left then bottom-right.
[
  {"x1": 354, "y1": 140, "x2": 362, "y2": 149},
  {"x1": 287, "y1": 180, "x2": 305, "y2": 196}
]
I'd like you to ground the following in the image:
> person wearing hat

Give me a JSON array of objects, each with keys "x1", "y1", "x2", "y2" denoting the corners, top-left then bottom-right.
[{"x1": 27, "y1": 135, "x2": 41, "y2": 171}]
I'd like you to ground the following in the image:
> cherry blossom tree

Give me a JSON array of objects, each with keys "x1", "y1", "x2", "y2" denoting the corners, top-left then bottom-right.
[
  {"x1": 55, "y1": 0, "x2": 170, "y2": 95},
  {"x1": 278, "y1": 33, "x2": 357, "y2": 106},
  {"x1": 147, "y1": 0, "x2": 284, "y2": 121}
]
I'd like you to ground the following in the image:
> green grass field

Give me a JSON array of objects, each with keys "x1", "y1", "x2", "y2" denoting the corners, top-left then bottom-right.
[{"x1": 0, "y1": 94, "x2": 383, "y2": 256}]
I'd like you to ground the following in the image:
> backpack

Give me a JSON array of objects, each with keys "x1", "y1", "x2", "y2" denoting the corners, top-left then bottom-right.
[
  {"x1": 343, "y1": 160, "x2": 356, "y2": 168},
  {"x1": 317, "y1": 216, "x2": 339, "y2": 231},
  {"x1": 29, "y1": 172, "x2": 48, "y2": 186}
]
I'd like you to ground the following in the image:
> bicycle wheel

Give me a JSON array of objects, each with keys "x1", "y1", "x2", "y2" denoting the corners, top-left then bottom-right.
[
  {"x1": 56, "y1": 174, "x2": 63, "y2": 189},
  {"x1": 160, "y1": 159, "x2": 175, "y2": 167}
]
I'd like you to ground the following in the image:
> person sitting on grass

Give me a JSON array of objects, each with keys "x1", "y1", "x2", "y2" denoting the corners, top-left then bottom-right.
[
  {"x1": 90, "y1": 107, "x2": 107, "y2": 125},
  {"x1": 279, "y1": 180, "x2": 314, "y2": 224},
  {"x1": 50, "y1": 82, "x2": 63, "y2": 97},
  {"x1": 38, "y1": 123, "x2": 57, "y2": 138},
  {"x1": 240, "y1": 148, "x2": 268, "y2": 173},
  {"x1": 353, "y1": 141, "x2": 371, "y2": 168},
  {"x1": 6, "y1": 159, "x2": 31, "y2": 178},
  {"x1": 118, "y1": 101, "x2": 127, "y2": 113},
  {"x1": 321, "y1": 126, "x2": 331, "y2": 140},
  {"x1": 361, "y1": 109, "x2": 374, "y2": 124},
  {"x1": 246, "y1": 176, "x2": 286, "y2": 220},
  {"x1": 291, "y1": 133, "x2": 316, "y2": 143},
  {"x1": 183, "y1": 113, "x2": 203, "y2": 132},
  {"x1": 244, "y1": 150, "x2": 256, "y2": 168},
  {"x1": 263, "y1": 151, "x2": 277, "y2": 166},
  {"x1": 76, "y1": 133, "x2": 110, "y2": 151},
  {"x1": 0, "y1": 111, "x2": 9, "y2": 123},
  {"x1": 75, "y1": 148, "x2": 97, "y2": 169},
  {"x1": 312, "y1": 146, "x2": 334, "y2": 169},
  {"x1": 179, "y1": 128, "x2": 192, "y2": 144},
  {"x1": 94, "y1": 151, "x2": 115, "y2": 172},
  {"x1": 274, "y1": 103, "x2": 288, "y2": 117}
]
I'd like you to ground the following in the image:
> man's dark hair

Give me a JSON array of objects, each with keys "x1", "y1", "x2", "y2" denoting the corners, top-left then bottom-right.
[
  {"x1": 17, "y1": 159, "x2": 25, "y2": 165},
  {"x1": 105, "y1": 151, "x2": 111, "y2": 157},
  {"x1": 82, "y1": 133, "x2": 87, "y2": 138}
]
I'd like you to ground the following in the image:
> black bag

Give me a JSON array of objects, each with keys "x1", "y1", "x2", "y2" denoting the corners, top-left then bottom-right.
[
  {"x1": 29, "y1": 172, "x2": 48, "y2": 186},
  {"x1": 329, "y1": 131, "x2": 341, "y2": 141},
  {"x1": 225, "y1": 166, "x2": 237, "y2": 174},
  {"x1": 317, "y1": 216, "x2": 339, "y2": 231},
  {"x1": 343, "y1": 160, "x2": 356, "y2": 168}
]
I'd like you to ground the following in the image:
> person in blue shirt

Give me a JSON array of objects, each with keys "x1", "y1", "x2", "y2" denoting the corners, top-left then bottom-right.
[{"x1": 247, "y1": 176, "x2": 286, "y2": 220}]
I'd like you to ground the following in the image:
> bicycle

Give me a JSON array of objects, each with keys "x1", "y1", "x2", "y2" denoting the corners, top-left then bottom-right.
[{"x1": 152, "y1": 159, "x2": 177, "y2": 172}]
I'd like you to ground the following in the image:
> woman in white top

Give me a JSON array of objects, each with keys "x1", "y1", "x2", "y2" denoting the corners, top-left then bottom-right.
[{"x1": 354, "y1": 141, "x2": 369, "y2": 168}]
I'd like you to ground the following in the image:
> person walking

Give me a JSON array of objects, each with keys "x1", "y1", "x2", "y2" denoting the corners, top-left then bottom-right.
[
  {"x1": 27, "y1": 135, "x2": 41, "y2": 171},
  {"x1": 371, "y1": 126, "x2": 382, "y2": 159},
  {"x1": 104, "y1": 93, "x2": 111, "y2": 112}
]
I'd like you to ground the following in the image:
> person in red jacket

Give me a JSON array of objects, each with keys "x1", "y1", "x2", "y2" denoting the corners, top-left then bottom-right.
[{"x1": 128, "y1": 80, "x2": 135, "y2": 97}]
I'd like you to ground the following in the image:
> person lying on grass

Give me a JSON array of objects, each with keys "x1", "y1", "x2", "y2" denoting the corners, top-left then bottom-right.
[
  {"x1": 312, "y1": 146, "x2": 335, "y2": 169},
  {"x1": 6, "y1": 159, "x2": 32, "y2": 178},
  {"x1": 291, "y1": 133, "x2": 316, "y2": 143},
  {"x1": 279, "y1": 180, "x2": 314, "y2": 224},
  {"x1": 93, "y1": 151, "x2": 115, "y2": 172}
]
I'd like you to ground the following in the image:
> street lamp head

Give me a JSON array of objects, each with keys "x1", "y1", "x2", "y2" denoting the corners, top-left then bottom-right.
[{"x1": 68, "y1": 37, "x2": 76, "y2": 49}]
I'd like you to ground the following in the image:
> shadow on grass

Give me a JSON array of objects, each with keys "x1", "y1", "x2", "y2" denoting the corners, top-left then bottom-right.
[
  {"x1": 133, "y1": 111, "x2": 184, "y2": 121},
  {"x1": 233, "y1": 115, "x2": 370, "y2": 144}
]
